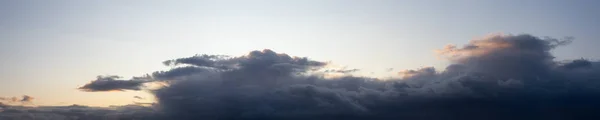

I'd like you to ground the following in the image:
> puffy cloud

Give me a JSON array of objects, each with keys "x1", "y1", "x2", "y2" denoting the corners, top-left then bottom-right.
[
  {"x1": 78, "y1": 49, "x2": 328, "y2": 92},
  {"x1": 72, "y1": 34, "x2": 600, "y2": 119},
  {"x1": 435, "y1": 34, "x2": 573, "y2": 78},
  {"x1": 147, "y1": 50, "x2": 372, "y2": 119}
]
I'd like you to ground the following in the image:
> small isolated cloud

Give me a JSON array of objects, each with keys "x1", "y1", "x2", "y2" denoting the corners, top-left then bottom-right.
[
  {"x1": 324, "y1": 68, "x2": 360, "y2": 73},
  {"x1": 20, "y1": 95, "x2": 33, "y2": 102},
  {"x1": 78, "y1": 76, "x2": 150, "y2": 92},
  {"x1": 133, "y1": 96, "x2": 144, "y2": 100}
]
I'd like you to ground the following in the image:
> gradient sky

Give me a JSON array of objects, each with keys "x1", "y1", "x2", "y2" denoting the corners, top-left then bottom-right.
[{"x1": 1, "y1": 0, "x2": 599, "y2": 107}]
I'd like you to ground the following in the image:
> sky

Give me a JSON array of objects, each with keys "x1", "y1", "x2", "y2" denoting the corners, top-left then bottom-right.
[{"x1": 1, "y1": 0, "x2": 600, "y2": 108}]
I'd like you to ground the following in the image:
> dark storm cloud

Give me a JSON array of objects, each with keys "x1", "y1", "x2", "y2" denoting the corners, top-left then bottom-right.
[
  {"x1": 78, "y1": 75, "x2": 150, "y2": 92},
  {"x1": 72, "y1": 34, "x2": 600, "y2": 119}
]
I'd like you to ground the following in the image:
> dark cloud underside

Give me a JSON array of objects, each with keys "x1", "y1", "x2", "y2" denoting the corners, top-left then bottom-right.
[
  {"x1": 78, "y1": 76, "x2": 149, "y2": 92},
  {"x1": 62, "y1": 34, "x2": 600, "y2": 119}
]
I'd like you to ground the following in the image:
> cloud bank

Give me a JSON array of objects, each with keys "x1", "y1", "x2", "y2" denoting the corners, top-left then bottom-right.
[
  {"x1": 4, "y1": 34, "x2": 600, "y2": 120},
  {"x1": 0, "y1": 104, "x2": 160, "y2": 120},
  {"x1": 0, "y1": 95, "x2": 35, "y2": 105}
]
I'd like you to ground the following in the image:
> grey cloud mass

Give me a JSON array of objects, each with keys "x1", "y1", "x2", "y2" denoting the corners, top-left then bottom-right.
[
  {"x1": 151, "y1": 66, "x2": 210, "y2": 80},
  {"x1": 42, "y1": 34, "x2": 600, "y2": 119},
  {"x1": 78, "y1": 76, "x2": 150, "y2": 92}
]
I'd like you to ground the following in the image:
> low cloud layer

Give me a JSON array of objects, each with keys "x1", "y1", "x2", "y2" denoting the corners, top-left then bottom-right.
[
  {"x1": 0, "y1": 104, "x2": 160, "y2": 120},
  {"x1": 0, "y1": 95, "x2": 35, "y2": 105},
  {"x1": 78, "y1": 76, "x2": 150, "y2": 92},
  {"x1": 5, "y1": 34, "x2": 599, "y2": 120}
]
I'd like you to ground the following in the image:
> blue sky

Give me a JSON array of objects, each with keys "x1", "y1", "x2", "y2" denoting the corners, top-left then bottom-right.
[{"x1": 1, "y1": 0, "x2": 599, "y2": 106}]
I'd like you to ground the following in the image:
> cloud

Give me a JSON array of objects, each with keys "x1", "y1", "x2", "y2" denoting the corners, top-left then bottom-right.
[
  {"x1": 434, "y1": 34, "x2": 573, "y2": 79},
  {"x1": 151, "y1": 66, "x2": 210, "y2": 80},
  {"x1": 560, "y1": 59, "x2": 593, "y2": 70},
  {"x1": 324, "y1": 68, "x2": 360, "y2": 73},
  {"x1": 0, "y1": 97, "x2": 18, "y2": 103},
  {"x1": 0, "y1": 104, "x2": 162, "y2": 120},
  {"x1": 0, "y1": 95, "x2": 35, "y2": 105},
  {"x1": 78, "y1": 49, "x2": 329, "y2": 92},
  {"x1": 72, "y1": 34, "x2": 600, "y2": 119},
  {"x1": 398, "y1": 67, "x2": 436, "y2": 79},
  {"x1": 163, "y1": 54, "x2": 237, "y2": 70},
  {"x1": 0, "y1": 102, "x2": 8, "y2": 108},
  {"x1": 78, "y1": 75, "x2": 150, "y2": 92},
  {"x1": 134, "y1": 96, "x2": 144, "y2": 100},
  {"x1": 20, "y1": 95, "x2": 33, "y2": 103}
]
